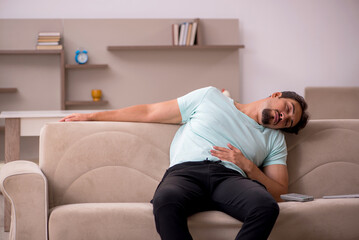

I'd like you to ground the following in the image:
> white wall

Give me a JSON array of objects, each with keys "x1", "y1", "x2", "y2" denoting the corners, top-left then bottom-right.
[{"x1": 1, "y1": 0, "x2": 358, "y2": 103}]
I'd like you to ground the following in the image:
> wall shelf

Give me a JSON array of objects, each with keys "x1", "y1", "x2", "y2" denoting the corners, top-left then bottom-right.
[
  {"x1": 65, "y1": 100, "x2": 109, "y2": 107},
  {"x1": 0, "y1": 88, "x2": 18, "y2": 93},
  {"x1": 65, "y1": 64, "x2": 108, "y2": 69},
  {"x1": 107, "y1": 45, "x2": 244, "y2": 51},
  {"x1": 65, "y1": 64, "x2": 109, "y2": 108},
  {"x1": 0, "y1": 49, "x2": 63, "y2": 55}
]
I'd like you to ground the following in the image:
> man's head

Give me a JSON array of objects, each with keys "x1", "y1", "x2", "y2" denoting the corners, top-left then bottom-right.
[{"x1": 259, "y1": 91, "x2": 309, "y2": 134}]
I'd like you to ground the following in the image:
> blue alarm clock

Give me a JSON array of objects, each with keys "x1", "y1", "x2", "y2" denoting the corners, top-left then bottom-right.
[{"x1": 75, "y1": 50, "x2": 88, "y2": 64}]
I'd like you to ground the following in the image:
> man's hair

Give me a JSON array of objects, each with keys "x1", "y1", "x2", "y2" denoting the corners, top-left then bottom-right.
[{"x1": 279, "y1": 91, "x2": 309, "y2": 135}]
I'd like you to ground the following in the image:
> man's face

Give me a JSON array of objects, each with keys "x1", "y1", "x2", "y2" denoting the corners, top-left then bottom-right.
[{"x1": 259, "y1": 93, "x2": 303, "y2": 130}]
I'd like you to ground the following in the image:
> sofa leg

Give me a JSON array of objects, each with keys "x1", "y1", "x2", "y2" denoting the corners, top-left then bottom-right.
[{"x1": 4, "y1": 200, "x2": 10, "y2": 232}]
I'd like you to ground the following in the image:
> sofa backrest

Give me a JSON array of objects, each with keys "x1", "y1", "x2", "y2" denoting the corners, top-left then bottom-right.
[
  {"x1": 285, "y1": 119, "x2": 359, "y2": 198},
  {"x1": 40, "y1": 122, "x2": 179, "y2": 209},
  {"x1": 305, "y1": 87, "x2": 359, "y2": 119},
  {"x1": 40, "y1": 120, "x2": 359, "y2": 208}
]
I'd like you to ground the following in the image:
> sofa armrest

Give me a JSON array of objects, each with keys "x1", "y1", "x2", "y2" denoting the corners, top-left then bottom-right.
[{"x1": 0, "y1": 160, "x2": 48, "y2": 240}]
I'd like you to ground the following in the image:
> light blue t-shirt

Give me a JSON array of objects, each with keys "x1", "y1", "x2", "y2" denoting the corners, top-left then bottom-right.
[{"x1": 170, "y1": 86, "x2": 287, "y2": 177}]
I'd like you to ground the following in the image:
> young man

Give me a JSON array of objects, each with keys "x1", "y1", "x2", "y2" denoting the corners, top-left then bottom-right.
[{"x1": 60, "y1": 86, "x2": 309, "y2": 240}]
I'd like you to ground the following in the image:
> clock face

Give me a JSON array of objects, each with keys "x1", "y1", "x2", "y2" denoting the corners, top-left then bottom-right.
[{"x1": 77, "y1": 53, "x2": 88, "y2": 64}]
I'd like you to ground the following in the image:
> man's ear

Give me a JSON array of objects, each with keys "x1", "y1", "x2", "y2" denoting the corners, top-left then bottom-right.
[{"x1": 271, "y1": 92, "x2": 282, "y2": 98}]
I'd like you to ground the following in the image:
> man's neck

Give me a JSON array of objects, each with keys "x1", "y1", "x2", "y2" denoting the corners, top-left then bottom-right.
[{"x1": 234, "y1": 100, "x2": 265, "y2": 124}]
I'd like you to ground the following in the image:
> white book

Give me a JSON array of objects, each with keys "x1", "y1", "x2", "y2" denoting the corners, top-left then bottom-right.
[
  {"x1": 179, "y1": 23, "x2": 186, "y2": 46},
  {"x1": 172, "y1": 24, "x2": 179, "y2": 46},
  {"x1": 37, "y1": 42, "x2": 60, "y2": 46},
  {"x1": 38, "y1": 32, "x2": 61, "y2": 37}
]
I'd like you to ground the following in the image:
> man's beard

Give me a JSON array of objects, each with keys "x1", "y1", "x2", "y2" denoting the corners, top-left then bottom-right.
[{"x1": 262, "y1": 109, "x2": 272, "y2": 125}]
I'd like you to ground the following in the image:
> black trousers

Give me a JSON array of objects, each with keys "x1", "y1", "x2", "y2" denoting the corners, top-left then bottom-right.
[{"x1": 152, "y1": 160, "x2": 279, "y2": 240}]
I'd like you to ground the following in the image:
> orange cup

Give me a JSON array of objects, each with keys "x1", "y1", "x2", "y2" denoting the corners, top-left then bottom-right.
[{"x1": 91, "y1": 89, "x2": 102, "y2": 101}]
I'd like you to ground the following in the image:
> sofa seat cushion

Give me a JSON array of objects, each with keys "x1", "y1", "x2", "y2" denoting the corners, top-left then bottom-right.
[
  {"x1": 48, "y1": 203, "x2": 241, "y2": 240},
  {"x1": 270, "y1": 198, "x2": 359, "y2": 240},
  {"x1": 49, "y1": 199, "x2": 359, "y2": 240}
]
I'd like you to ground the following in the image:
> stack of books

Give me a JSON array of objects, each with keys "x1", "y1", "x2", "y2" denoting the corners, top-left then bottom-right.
[
  {"x1": 36, "y1": 32, "x2": 63, "y2": 50},
  {"x1": 172, "y1": 20, "x2": 198, "y2": 46}
]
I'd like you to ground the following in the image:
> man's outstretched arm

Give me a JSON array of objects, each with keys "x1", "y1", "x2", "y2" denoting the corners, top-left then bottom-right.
[
  {"x1": 210, "y1": 144, "x2": 288, "y2": 202},
  {"x1": 60, "y1": 99, "x2": 182, "y2": 124}
]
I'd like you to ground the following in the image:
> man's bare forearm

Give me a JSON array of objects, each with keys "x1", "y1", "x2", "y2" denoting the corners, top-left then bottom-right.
[
  {"x1": 60, "y1": 99, "x2": 182, "y2": 124},
  {"x1": 88, "y1": 105, "x2": 151, "y2": 122},
  {"x1": 245, "y1": 163, "x2": 288, "y2": 202}
]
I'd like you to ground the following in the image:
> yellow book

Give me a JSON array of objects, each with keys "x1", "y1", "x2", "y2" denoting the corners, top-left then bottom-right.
[
  {"x1": 186, "y1": 23, "x2": 192, "y2": 46},
  {"x1": 36, "y1": 45, "x2": 63, "y2": 50}
]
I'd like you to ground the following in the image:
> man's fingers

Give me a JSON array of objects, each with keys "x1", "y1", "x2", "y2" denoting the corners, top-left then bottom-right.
[
  {"x1": 213, "y1": 146, "x2": 229, "y2": 152},
  {"x1": 227, "y1": 143, "x2": 241, "y2": 153},
  {"x1": 210, "y1": 150, "x2": 225, "y2": 159},
  {"x1": 60, "y1": 114, "x2": 79, "y2": 122}
]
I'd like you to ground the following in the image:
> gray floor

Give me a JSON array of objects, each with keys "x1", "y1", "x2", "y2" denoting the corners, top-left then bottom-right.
[{"x1": 0, "y1": 194, "x2": 10, "y2": 240}]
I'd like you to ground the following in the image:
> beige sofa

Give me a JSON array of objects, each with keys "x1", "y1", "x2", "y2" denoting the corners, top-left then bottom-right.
[{"x1": 1, "y1": 120, "x2": 359, "y2": 240}]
